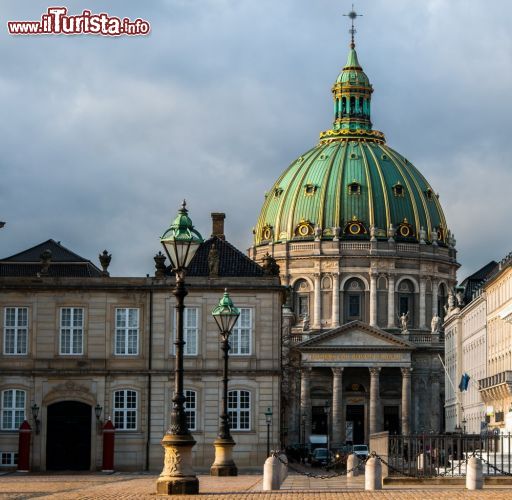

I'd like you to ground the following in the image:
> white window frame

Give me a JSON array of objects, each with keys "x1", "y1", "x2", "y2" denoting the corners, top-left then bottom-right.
[
  {"x1": 113, "y1": 389, "x2": 137, "y2": 431},
  {"x1": 230, "y1": 307, "x2": 252, "y2": 355},
  {"x1": 59, "y1": 307, "x2": 84, "y2": 355},
  {"x1": 173, "y1": 307, "x2": 199, "y2": 356},
  {"x1": 115, "y1": 308, "x2": 140, "y2": 356},
  {"x1": 1, "y1": 390, "x2": 26, "y2": 431},
  {"x1": 3, "y1": 307, "x2": 28, "y2": 355},
  {"x1": 0, "y1": 452, "x2": 18, "y2": 466},
  {"x1": 228, "y1": 389, "x2": 250, "y2": 431},
  {"x1": 184, "y1": 389, "x2": 197, "y2": 431}
]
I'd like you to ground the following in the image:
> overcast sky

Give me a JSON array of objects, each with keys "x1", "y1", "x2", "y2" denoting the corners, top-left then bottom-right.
[{"x1": 0, "y1": 0, "x2": 511, "y2": 280}]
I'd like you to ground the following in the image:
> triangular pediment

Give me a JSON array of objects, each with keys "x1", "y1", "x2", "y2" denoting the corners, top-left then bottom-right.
[{"x1": 297, "y1": 321, "x2": 414, "y2": 350}]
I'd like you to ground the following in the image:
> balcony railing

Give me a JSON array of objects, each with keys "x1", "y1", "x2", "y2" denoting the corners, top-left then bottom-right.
[{"x1": 479, "y1": 371, "x2": 512, "y2": 390}]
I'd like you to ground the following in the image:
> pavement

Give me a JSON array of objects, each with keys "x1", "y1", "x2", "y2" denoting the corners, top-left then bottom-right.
[{"x1": 1, "y1": 472, "x2": 512, "y2": 499}]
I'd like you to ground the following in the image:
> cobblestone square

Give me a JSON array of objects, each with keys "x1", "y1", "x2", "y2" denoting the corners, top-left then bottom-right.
[{"x1": 1, "y1": 472, "x2": 512, "y2": 499}]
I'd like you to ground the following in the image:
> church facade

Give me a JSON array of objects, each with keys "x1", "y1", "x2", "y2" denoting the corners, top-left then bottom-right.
[{"x1": 249, "y1": 33, "x2": 458, "y2": 447}]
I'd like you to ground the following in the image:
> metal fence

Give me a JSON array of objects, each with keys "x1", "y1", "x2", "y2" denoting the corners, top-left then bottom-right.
[{"x1": 388, "y1": 433, "x2": 512, "y2": 477}]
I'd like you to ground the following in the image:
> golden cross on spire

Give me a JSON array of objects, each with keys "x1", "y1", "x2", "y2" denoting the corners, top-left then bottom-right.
[{"x1": 343, "y1": 4, "x2": 363, "y2": 48}]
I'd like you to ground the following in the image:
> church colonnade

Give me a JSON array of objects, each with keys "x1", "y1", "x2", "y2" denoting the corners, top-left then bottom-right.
[
  {"x1": 299, "y1": 365, "x2": 413, "y2": 445},
  {"x1": 293, "y1": 272, "x2": 449, "y2": 330}
]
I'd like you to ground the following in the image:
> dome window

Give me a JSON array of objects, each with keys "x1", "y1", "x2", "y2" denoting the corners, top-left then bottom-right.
[
  {"x1": 295, "y1": 219, "x2": 314, "y2": 238},
  {"x1": 319, "y1": 154, "x2": 329, "y2": 160},
  {"x1": 348, "y1": 181, "x2": 361, "y2": 195},
  {"x1": 393, "y1": 182, "x2": 405, "y2": 197},
  {"x1": 350, "y1": 152, "x2": 358, "y2": 160},
  {"x1": 304, "y1": 183, "x2": 318, "y2": 196},
  {"x1": 261, "y1": 224, "x2": 273, "y2": 241},
  {"x1": 274, "y1": 187, "x2": 283, "y2": 197},
  {"x1": 344, "y1": 216, "x2": 367, "y2": 236},
  {"x1": 381, "y1": 154, "x2": 389, "y2": 161},
  {"x1": 397, "y1": 218, "x2": 414, "y2": 239},
  {"x1": 425, "y1": 188, "x2": 433, "y2": 200}
]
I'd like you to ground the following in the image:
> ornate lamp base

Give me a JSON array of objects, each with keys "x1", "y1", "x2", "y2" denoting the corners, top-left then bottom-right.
[
  {"x1": 210, "y1": 437, "x2": 238, "y2": 476},
  {"x1": 156, "y1": 433, "x2": 199, "y2": 495}
]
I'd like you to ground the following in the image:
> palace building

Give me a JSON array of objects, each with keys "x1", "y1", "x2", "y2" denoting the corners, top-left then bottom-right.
[
  {"x1": 0, "y1": 214, "x2": 282, "y2": 471},
  {"x1": 249, "y1": 26, "x2": 459, "y2": 446}
]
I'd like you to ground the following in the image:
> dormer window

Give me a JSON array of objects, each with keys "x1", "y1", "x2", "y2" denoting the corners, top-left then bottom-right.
[
  {"x1": 393, "y1": 183, "x2": 405, "y2": 197},
  {"x1": 274, "y1": 187, "x2": 283, "y2": 197},
  {"x1": 304, "y1": 183, "x2": 317, "y2": 196},
  {"x1": 348, "y1": 181, "x2": 361, "y2": 195},
  {"x1": 425, "y1": 188, "x2": 433, "y2": 200}
]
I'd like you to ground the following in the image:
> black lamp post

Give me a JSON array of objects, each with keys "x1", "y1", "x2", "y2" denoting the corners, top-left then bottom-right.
[
  {"x1": 265, "y1": 407, "x2": 273, "y2": 457},
  {"x1": 324, "y1": 400, "x2": 330, "y2": 453},
  {"x1": 156, "y1": 201, "x2": 203, "y2": 496},
  {"x1": 210, "y1": 289, "x2": 240, "y2": 476},
  {"x1": 31, "y1": 403, "x2": 40, "y2": 435}
]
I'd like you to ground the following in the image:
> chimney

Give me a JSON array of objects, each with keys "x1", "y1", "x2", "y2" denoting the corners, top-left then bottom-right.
[{"x1": 211, "y1": 212, "x2": 226, "y2": 240}]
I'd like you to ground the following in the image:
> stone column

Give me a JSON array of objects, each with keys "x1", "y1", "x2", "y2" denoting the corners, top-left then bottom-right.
[
  {"x1": 313, "y1": 273, "x2": 321, "y2": 329},
  {"x1": 331, "y1": 367, "x2": 344, "y2": 446},
  {"x1": 300, "y1": 367, "x2": 312, "y2": 442},
  {"x1": 419, "y1": 278, "x2": 427, "y2": 330},
  {"x1": 369, "y1": 273, "x2": 378, "y2": 327},
  {"x1": 369, "y1": 367, "x2": 381, "y2": 435},
  {"x1": 401, "y1": 367, "x2": 412, "y2": 435},
  {"x1": 432, "y1": 279, "x2": 439, "y2": 319},
  {"x1": 430, "y1": 374, "x2": 440, "y2": 432},
  {"x1": 332, "y1": 273, "x2": 340, "y2": 328},
  {"x1": 387, "y1": 274, "x2": 395, "y2": 328}
]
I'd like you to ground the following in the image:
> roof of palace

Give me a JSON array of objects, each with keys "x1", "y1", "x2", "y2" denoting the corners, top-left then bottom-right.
[
  {"x1": 166, "y1": 236, "x2": 266, "y2": 278},
  {"x1": 0, "y1": 239, "x2": 103, "y2": 277},
  {"x1": 253, "y1": 41, "x2": 449, "y2": 247}
]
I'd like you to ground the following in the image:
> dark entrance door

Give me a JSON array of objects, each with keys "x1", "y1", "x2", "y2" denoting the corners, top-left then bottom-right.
[
  {"x1": 384, "y1": 405, "x2": 400, "y2": 435},
  {"x1": 46, "y1": 401, "x2": 91, "y2": 470},
  {"x1": 346, "y1": 405, "x2": 365, "y2": 444},
  {"x1": 311, "y1": 406, "x2": 328, "y2": 434}
]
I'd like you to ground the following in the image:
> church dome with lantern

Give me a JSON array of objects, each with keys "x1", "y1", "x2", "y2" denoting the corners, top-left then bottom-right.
[{"x1": 253, "y1": 42, "x2": 450, "y2": 247}]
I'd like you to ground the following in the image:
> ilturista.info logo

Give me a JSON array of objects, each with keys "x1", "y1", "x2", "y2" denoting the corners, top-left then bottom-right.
[{"x1": 7, "y1": 6, "x2": 151, "y2": 36}]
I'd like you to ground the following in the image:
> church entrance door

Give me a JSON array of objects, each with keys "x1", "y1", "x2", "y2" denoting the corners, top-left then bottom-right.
[
  {"x1": 46, "y1": 401, "x2": 91, "y2": 470},
  {"x1": 383, "y1": 405, "x2": 400, "y2": 435},
  {"x1": 346, "y1": 405, "x2": 365, "y2": 444}
]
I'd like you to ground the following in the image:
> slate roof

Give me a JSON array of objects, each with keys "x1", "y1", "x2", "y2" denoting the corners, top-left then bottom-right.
[
  {"x1": 166, "y1": 236, "x2": 265, "y2": 278},
  {"x1": 0, "y1": 239, "x2": 103, "y2": 278},
  {"x1": 460, "y1": 260, "x2": 498, "y2": 304}
]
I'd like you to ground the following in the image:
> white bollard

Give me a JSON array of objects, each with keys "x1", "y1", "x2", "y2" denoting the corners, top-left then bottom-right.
[
  {"x1": 347, "y1": 453, "x2": 359, "y2": 477},
  {"x1": 365, "y1": 457, "x2": 382, "y2": 491},
  {"x1": 278, "y1": 453, "x2": 288, "y2": 484},
  {"x1": 262, "y1": 455, "x2": 281, "y2": 491},
  {"x1": 466, "y1": 456, "x2": 483, "y2": 490}
]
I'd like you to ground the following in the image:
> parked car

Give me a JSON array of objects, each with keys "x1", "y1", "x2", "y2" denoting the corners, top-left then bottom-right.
[
  {"x1": 311, "y1": 447, "x2": 330, "y2": 467},
  {"x1": 352, "y1": 444, "x2": 369, "y2": 459}
]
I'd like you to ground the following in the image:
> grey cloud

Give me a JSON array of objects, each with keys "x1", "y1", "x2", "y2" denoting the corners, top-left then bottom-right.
[{"x1": 0, "y1": 0, "x2": 511, "y2": 280}]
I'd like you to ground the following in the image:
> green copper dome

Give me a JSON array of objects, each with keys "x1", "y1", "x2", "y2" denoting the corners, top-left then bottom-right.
[{"x1": 254, "y1": 45, "x2": 449, "y2": 246}]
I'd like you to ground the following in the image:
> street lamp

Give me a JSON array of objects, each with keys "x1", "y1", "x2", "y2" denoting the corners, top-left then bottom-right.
[
  {"x1": 31, "y1": 404, "x2": 40, "y2": 435},
  {"x1": 156, "y1": 201, "x2": 203, "y2": 496},
  {"x1": 324, "y1": 400, "x2": 330, "y2": 453},
  {"x1": 265, "y1": 407, "x2": 273, "y2": 457},
  {"x1": 210, "y1": 289, "x2": 240, "y2": 477}
]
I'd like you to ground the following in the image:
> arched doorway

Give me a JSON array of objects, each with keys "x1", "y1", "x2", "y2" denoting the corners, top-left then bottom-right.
[{"x1": 46, "y1": 401, "x2": 91, "y2": 470}]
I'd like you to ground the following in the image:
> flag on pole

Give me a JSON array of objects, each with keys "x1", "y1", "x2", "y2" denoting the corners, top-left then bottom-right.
[{"x1": 458, "y1": 373, "x2": 470, "y2": 392}]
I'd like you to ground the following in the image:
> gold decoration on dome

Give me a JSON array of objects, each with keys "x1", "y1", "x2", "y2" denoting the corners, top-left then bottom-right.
[
  {"x1": 397, "y1": 218, "x2": 414, "y2": 239},
  {"x1": 319, "y1": 128, "x2": 385, "y2": 145},
  {"x1": 261, "y1": 224, "x2": 273, "y2": 241},
  {"x1": 344, "y1": 215, "x2": 367, "y2": 236},
  {"x1": 295, "y1": 219, "x2": 314, "y2": 237}
]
